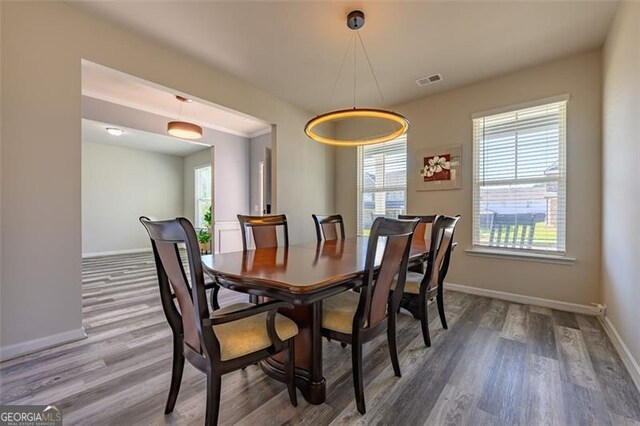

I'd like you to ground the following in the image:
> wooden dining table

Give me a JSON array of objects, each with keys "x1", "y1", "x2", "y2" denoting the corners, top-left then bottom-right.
[{"x1": 201, "y1": 237, "x2": 429, "y2": 405}]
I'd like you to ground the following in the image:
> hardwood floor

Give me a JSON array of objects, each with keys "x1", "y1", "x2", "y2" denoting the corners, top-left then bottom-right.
[{"x1": 1, "y1": 252, "x2": 639, "y2": 425}]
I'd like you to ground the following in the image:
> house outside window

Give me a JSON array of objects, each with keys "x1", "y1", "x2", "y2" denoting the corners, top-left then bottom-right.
[
  {"x1": 357, "y1": 136, "x2": 407, "y2": 236},
  {"x1": 472, "y1": 96, "x2": 568, "y2": 253},
  {"x1": 194, "y1": 165, "x2": 212, "y2": 229}
]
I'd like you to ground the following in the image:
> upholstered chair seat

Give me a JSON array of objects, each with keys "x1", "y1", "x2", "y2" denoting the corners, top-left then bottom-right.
[
  {"x1": 391, "y1": 271, "x2": 424, "y2": 295},
  {"x1": 213, "y1": 303, "x2": 299, "y2": 361},
  {"x1": 322, "y1": 291, "x2": 361, "y2": 334}
]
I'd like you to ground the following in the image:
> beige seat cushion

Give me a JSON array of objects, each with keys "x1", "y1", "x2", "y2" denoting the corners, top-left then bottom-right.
[
  {"x1": 391, "y1": 271, "x2": 424, "y2": 294},
  {"x1": 212, "y1": 302, "x2": 298, "y2": 361},
  {"x1": 322, "y1": 291, "x2": 361, "y2": 334}
]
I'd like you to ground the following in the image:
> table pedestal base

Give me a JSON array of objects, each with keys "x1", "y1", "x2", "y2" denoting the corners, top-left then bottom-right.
[
  {"x1": 259, "y1": 300, "x2": 326, "y2": 404},
  {"x1": 260, "y1": 357, "x2": 326, "y2": 404}
]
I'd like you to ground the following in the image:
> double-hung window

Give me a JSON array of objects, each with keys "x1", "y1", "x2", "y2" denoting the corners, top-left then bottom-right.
[
  {"x1": 194, "y1": 165, "x2": 212, "y2": 229},
  {"x1": 357, "y1": 136, "x2": 407, "y2": 236},
  {"x1": 472, "y1": 96, "x2": 567, "y2": 254}
]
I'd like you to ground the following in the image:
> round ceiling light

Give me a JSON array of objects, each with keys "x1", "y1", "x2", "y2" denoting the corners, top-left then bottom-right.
[
  {"x1": 304, "y1": 108, "x2": 409, "y2": 146},
  {"x1": 304, "y1": 11, "x2": 410, "y2": 147},
  {"x1": 106, "y1": 127, "x2": 124, "y2": 137},
  {"x1": 167, "y1": 121, "x2": 203, "y2": 140}
]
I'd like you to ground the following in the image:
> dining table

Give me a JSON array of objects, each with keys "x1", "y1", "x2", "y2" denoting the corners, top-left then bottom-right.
[{"x1": 201, "y1": 236, "x2": 430, "y2": 405}]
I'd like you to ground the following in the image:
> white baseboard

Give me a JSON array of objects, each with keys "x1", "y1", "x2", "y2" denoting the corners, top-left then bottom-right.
[
  {"x1": 599, "y1": 316, "x2": 640, "y2": 392},
  {"x1": 82, "y1": 248, "x2": 151, "y2": 258},
  {"x1": 445, "y1": 282, "x2": 601, "y2": 316},
  {"x1": 0, "y1": 327, "x2": 87, "y2": 362}
]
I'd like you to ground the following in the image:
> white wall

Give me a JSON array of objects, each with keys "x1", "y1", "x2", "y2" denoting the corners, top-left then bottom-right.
[
  {"x1": 183, "y1": 133, "x2": 250, "y2": 225},
  {"x1": 602, "y1": 2, "x2": 640, "y2": 368},
  {"x1": 82, "y1": 142, "x2": 184, "y2": 255},
  {"x1": 336, "y1": 50, "x2": 603, "y2": 306},
  {"x1": 249, "y1": 132, "x2": 272, "y2": 214},
  {"x1": 0, "y1": 1, "x2": 334, "y2": 355}
]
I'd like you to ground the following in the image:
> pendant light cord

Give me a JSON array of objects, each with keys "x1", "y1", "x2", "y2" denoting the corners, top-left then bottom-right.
[
  {"x1": 357, "y1": 31, "x2": 385, "y2": 103},
  {"x1": 326, "y1": 32, "x2": 355, "y2": 112},
  {"x1": 353, "y1": 33, "x2": 357, "y2": 108}
]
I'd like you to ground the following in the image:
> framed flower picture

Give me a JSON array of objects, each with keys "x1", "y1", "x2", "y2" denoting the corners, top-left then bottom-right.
[{"x1": 415, "y1": 144, "x2": 462, "y2": 191}]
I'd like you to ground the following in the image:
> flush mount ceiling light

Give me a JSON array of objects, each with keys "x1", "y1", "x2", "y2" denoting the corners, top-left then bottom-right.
[
  {"x1": 304, "y1": 10, "x2": 409, "y2": 147},
  {"x1": 106, "y1": 127, "x2": 124, "y2": 136},
  {"x1": 167, "y1": 95, "x2": 203, "y2": 140}
]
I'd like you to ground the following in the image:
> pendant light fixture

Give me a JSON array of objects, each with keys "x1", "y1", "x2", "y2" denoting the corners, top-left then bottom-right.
[
  {"x1": 304, "y1": 10, "x2": 409, "y2": 147},
  {"x1": 167, "y1": 95, "x2": 203, "y2": 140}
]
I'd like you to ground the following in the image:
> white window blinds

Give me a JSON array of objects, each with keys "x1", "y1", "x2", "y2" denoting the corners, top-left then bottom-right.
[
  {"x1": 357, "y1": 136, "x2": 407, "y2": 236},
  {"x1": 472, "y1": 97, "x2": 567, "y2": 253}
]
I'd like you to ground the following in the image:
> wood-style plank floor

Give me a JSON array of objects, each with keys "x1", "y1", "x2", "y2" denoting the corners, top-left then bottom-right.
[{"x1": 1, "y1": 252, "x2": 639, "y2": 425}]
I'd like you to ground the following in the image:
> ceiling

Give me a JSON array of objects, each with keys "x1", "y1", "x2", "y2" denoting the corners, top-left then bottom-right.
[
  {"x1": 75, "y1": 1, "x2": 618, "y2": 114},
  {"x1": 82, "y1": 61, "x2": 271, "y2": 138},
  {"x1": 82, "y1": 119, "x2": 209, "y2": 157}
]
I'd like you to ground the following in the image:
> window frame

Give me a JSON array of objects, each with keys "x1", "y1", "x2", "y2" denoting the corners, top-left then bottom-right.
[
  {"x1": 471, "y1": 95, "x2": 569, "y2": 255},
  {"x1": 356, "y1": 136, "x2": 408, "y2": 236},
  {"x1": 194, "y1": 164, "x2": 212, "y2": 229}
]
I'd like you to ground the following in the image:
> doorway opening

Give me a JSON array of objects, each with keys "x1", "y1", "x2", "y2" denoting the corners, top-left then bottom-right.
[{"x1": 80, "y1": 60, "x2": 272, "y2": 333}]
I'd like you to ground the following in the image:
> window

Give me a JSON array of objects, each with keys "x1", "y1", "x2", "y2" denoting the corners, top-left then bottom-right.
[
  {"x1": 357, "y1": 136, "x2": 407, "y2": 236},
  {"x1": 472, "y1": 96, "x2": 567, "y2": 254},
  {"x1": 194, "y1": 165, "x2": 211, "y2": 229}
]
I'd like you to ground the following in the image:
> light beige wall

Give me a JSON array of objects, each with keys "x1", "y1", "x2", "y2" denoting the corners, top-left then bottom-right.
[
  {"x1": 0, "y1": 2, "x2": 3, "y2": 335},
  {"x1": 336, "y1": 50, "x2": 602, "y2": 305},
  {"x1": 0, "y1": 2, "x2": 334, "y2": 350},
  {"x1": 82, "y1": 142, "x2": 184, "y2": 254},
  {"x1": 602, "y1": 2, "x2": 640, "y2": 365}
]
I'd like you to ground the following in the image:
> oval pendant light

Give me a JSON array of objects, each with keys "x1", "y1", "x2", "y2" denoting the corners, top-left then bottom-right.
[
  {"x1": 167, "y1": 121, "x2": 203, "y2": 140},
  {"x1": 167, "y1": 95, "x2": 203, "y2": 140},
  {"x1": 305, "y1": 11, "x2": 409, "y2": 147}
]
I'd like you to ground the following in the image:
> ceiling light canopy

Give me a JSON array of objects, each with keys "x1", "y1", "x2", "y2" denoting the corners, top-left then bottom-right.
[
  {"x1": 167, "y1": 95, "x2": 202, "y2": 140},
  {"x1": 304, "y1": 10, "x2": 409, "y2": 147}
]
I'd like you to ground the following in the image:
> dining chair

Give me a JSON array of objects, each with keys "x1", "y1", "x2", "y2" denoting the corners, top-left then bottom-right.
[
  {"x1": 237, "y1": 214, "x2": 289, "y2": 304},
  {"x1": 321, "y1": 216, "x2": 419, "y2": 414},
  {"x1": 238, "y1": 214, "x2": 289, "y2": 250},
  {"x1": 312, "y1": 214, "x2": 345, "y2": 241},
  {"x1": 140, "y1": 216, "x2": 298, "y2": 425},
  {"x1": 393, "y1": 215, "x2": 460, "y2": 347}
]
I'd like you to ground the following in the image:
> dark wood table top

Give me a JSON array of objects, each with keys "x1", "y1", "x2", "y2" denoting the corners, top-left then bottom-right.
[{"x1": 201, "y1": 237, "x2": 429, "y2": 303}]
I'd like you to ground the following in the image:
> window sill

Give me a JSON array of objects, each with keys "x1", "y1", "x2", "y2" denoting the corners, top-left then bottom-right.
[{"x1": 465, "y1": 247, "x2": 576, "y2": 265}]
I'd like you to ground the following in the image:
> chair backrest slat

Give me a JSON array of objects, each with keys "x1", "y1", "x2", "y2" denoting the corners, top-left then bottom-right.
[
  {"x1": 312, "y1": 214, "x2": 346, "y2": 242},
  {"x1": 238, "y1": 214, "x2": 289, "y2": 250},
  {"x1": 399, "y1": 214, "x2": 435, "y2": 243}
]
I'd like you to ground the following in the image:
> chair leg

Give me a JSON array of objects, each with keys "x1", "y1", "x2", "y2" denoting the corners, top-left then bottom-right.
[
  {"x1": 165, "y1": 334, "x2": 185, "y2": 414},
  {"x1": 341, "y1": 342, "x2": 347, "y2": 348},
  {"x1": 352, "y1": 339, "x2": 366, "y2": 414},
  {"x1": 205, "y1": 370, "x2": 222, "y2": 426},
  {"x1": 387, "y1": 315, "x2": 402, "y2": 377},
  {"x1": 419, "y1": 295, "x2": 431, "y2": 347},
  {"x1": 437, "y1": 287, "x2": 448, "y2": 330},
  {"x1": 285, "y1": 338, "x2": 298, "y2": 407}
]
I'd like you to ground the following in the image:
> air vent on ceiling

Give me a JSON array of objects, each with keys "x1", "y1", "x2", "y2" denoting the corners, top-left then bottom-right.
[{"x1": 416, "y1": 73, "x2": 443, "y2": 87}]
